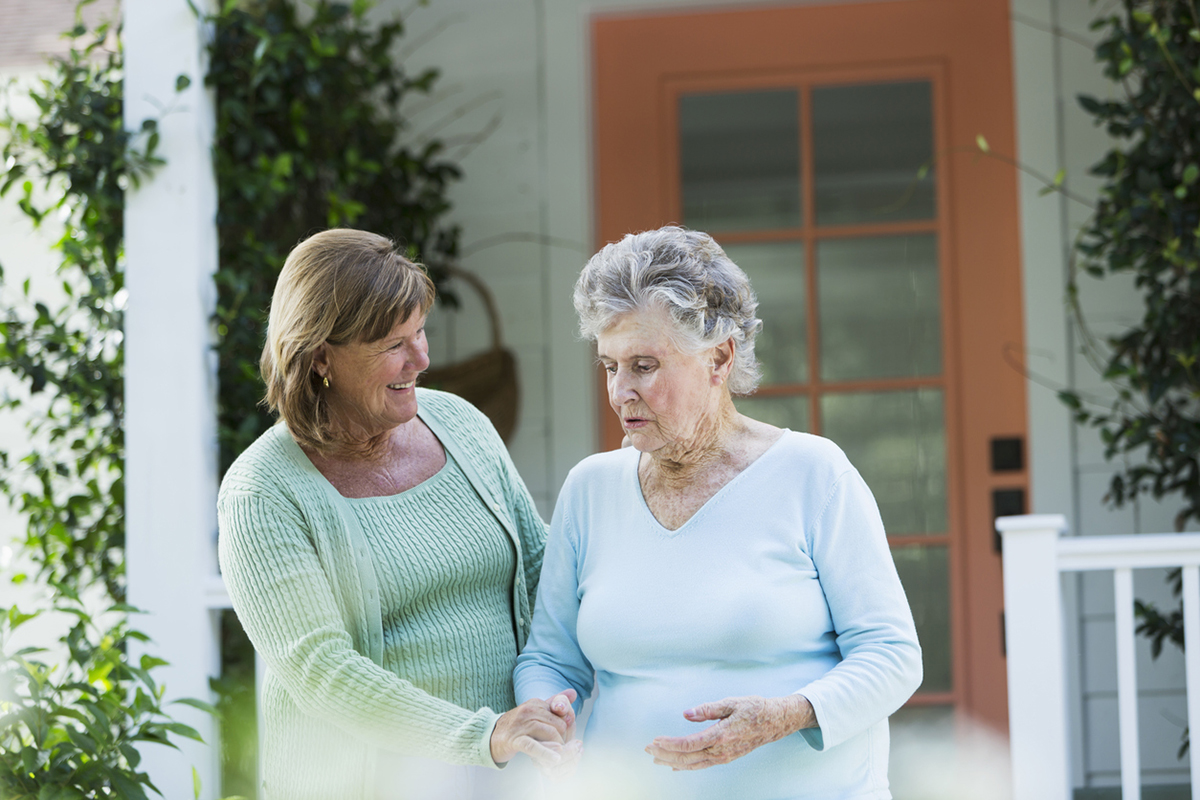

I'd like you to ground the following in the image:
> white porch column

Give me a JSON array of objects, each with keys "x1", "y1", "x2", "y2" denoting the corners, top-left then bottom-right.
[
  {"x1": 123, "y1": 1, "x2": 220, "y2": 799},
  {"x1": 998, "y1": 513, "x2": 1072, "y2": 800}
]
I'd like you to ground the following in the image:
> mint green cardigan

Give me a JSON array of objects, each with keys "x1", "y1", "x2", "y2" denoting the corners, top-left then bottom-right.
[{"x1": 217, "y1": 389, "x2": 546, "y2": 800}]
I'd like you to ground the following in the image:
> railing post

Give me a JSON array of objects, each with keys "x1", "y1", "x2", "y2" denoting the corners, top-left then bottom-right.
[
  {"x1": 1181, "y1": 566, "x2": 1200, "y2": 800},
  {"x1": 999, "y1": 514, "x2": 1071, "y2": 800}
]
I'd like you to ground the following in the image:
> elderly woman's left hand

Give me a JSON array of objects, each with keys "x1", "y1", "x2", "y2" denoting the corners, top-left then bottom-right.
[{"x1": 644, "y1": 694, "x2": 816, "y2": 771}]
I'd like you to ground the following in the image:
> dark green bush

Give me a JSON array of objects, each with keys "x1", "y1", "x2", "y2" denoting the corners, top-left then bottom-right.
[
  {"x1": 1062, "y1": 0, "x2": 1200, "y2": 532},
  {"x1": 1060, "y1": 0, "x2": 1200, "y2": 759},
  {"x1": 0, "y1": 8, "x2": 161, "y2": 605},
  {"x1": 203, "y1": 0, "x2": 463, "y2": 473}
]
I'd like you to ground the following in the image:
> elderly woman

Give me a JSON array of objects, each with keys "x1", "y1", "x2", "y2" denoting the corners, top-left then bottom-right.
[
  {"x1": 514, "y1": 226, "x2": 923, "y2": 799},
  {"x1": 218, "y1": 228, "x2": 576, "y2": 800}
]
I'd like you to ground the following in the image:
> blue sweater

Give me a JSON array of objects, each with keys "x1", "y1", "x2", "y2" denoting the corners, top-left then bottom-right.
[{"x1": 514, "y1": 431, "x2": 922, "y2": 800}]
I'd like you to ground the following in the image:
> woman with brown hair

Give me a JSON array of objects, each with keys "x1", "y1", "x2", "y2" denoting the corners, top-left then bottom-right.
[{"x1": 218, "y1": 228, "x2": 575, "y2": 800}]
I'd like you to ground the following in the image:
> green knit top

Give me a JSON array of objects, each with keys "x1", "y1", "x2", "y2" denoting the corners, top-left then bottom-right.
[
  {"x1": 349, "y1": 450, "x2": 518, "y2": 714},
  {"x1": 217, "y1": 389, "x2": 547, "y2": 800}
]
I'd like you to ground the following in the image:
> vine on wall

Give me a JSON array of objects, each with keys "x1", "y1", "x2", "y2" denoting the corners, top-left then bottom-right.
[
  {"x1": 1062, "y1": 0, "x2": 1200, "y2": 533},
  {"x1": 1058, "y1": 0, "x2": 1200, "y2": 758},
  {"x1": 203, "y1": 0, "x2": 464, "y2": 474},
  {"x1": 0, "y1": 9, "x2": 159, "y2": 605},
  {"x1": 0, "y1": 8, "x2": 213, "y2": 798}
]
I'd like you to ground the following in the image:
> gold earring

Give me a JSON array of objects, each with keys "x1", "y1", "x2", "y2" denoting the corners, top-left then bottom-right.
[{"x1": 323, "y1": 375, "x2": 330, "y2": 388}]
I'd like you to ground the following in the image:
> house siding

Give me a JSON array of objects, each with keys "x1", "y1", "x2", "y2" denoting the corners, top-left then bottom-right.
[{"x1": 1013, "y1": 0, "x2": 1193, "y2": 790}]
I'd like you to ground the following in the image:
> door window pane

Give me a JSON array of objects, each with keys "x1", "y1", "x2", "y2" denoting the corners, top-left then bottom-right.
[
  {"x1": 821, "y1": 388, "x2": 947, "y2": 535},
  {"x1": 812, "y1": 81, "x2": 935, "y2": 225},
  {"x1": 735, "y1": 394, "x2": 808, "y2": 432},
  {"x1": 722, "y1": 241, "x2": 807, "y2": 384},
  {"x1": 891, "y1": 544, "x2": 952, "y2": 692},
  {"x1": 680, "y1": 90, "x2": 801, "y2": 231},
  {"x1": 817, "y1": 234, "x2": 941, "y2": 382}
]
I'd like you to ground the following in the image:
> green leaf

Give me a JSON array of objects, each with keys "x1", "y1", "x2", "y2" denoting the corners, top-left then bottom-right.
[
  {"x1": 975, "y1": 134, "x2": 990, "y2": 153},
  {"x1": 8, "y1": 606, "x2": 40, "y2": 629},
  {"x1": 193, "y1": 765, "x2": 201, "y2": 799},
  {"x1": 109, "y1": 773, "x2": 150, "y2": 800},
  {"x1": 65, "y1": 726, "x2": 96, "y2": 753},
  {"x1": 139, "y1": 654, "x2": 170, "y2": 671},
  {"x1": 175, "y1": 74, "x2": 192, "y2": 92},
  {"x1": 172, "y1": 697, "x2": 218, "y2": 715},
  {"x1": 163, "y1": 721, "x2": 205, "y2": 743}
]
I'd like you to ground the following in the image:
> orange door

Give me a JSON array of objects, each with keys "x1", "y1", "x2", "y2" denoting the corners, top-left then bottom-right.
[{"x1": 593, "y1": 0, "x2": 1027, "y2": 735}]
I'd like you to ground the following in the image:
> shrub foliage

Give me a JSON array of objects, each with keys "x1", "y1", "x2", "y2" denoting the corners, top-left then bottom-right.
[
  {"x1": 0, "y1": 594, "x2": 210, "y2": 800},
  {"x1": 0, "y1": 9, "x2": 215, "y2": 796},
  {"x1": 1060, "y1": 0, "x2": 1200, "y2": 758},
  {"x1": 204, "y1": 0, "x2": 463, "y2": 473},
  {"x1": 0, "y1": 10, "x2": 160, "y2": 605},
  {"x1": 1063, "y1": 0, "x2": 1200, "y2": 531}
]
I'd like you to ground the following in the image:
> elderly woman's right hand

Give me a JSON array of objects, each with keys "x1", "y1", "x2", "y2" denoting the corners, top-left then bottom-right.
[{"x1": 489, "y1": 689, "x2": 578, "y2": 767}]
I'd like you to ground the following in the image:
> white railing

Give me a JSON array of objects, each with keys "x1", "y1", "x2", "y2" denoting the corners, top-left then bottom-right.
[{"x1": 1000, "y1": 514, "x2": 1200, "y2": 800}]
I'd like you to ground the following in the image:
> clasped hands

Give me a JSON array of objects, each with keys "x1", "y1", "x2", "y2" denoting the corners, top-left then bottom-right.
[
  {"x1": 493, "y1": 692, "x2": 815, "y2": 776},
  {"x1": 489, "y1": 689, "x2": 582, "y2": 775}
]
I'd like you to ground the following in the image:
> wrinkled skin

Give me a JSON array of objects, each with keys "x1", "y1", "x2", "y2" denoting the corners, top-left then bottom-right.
[
  {"x1": 490, "y1": 689, "x2": 580, "y2": 769},
  {"x1": 645, "y1": 694, "x2": 817, "y2": 770},
  {"x1": 540, "y1": 692, "x2": 584, "y2": 779}
]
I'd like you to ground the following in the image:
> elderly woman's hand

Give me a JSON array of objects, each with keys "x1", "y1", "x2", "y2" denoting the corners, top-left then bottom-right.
[
  {"x1": 538, "y1": 691, "x2": 584, "y2": 779},
  {"x1": 490, "y1": 689, "x2": 578, "y2": 768},
  {"x1": 644, "y1": 694, "x2": 816, "y2": 771}
]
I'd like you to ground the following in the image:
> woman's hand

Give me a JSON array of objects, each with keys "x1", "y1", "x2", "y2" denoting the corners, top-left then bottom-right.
[
  {"x1": 644, "y1": 694, "x2": 816, "y2": 771},
  {"x1": 540, "y1": 691, "x2": 583, "y2": 779},
  {"x1": 490, "y1": 689, "x2": 579, "y2": 768}
]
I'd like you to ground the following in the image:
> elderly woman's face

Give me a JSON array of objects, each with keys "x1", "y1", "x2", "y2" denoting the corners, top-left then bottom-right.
[
  {"x1": 597, "y1": 308, "x2": 726, "y2": 455},
  {"x1": 321, "y1": 312, "x2": 430, "y2": 436}
]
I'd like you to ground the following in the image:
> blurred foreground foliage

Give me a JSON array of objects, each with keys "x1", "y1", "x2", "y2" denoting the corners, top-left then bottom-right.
[{"x1": 0, "y1": 594, "x2": 212, "y2": 800}]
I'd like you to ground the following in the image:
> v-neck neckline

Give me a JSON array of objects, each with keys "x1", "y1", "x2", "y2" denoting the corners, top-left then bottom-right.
[{"x1": 632, "y1": 430, "x2": 790, "y2": 535}]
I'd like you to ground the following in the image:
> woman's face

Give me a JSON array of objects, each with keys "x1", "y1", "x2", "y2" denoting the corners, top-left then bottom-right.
[
  {"x1": 597, "y1": 307, "x2": 729, "y2": 456},
  {"x1": 316, "y1": 312, "x2": 430, "y2": 438}
]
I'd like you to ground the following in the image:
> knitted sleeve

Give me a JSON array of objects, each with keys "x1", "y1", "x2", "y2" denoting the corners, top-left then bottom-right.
[
  {"x1": 512, "y1": 484, "x2": 595, "y2": 710},
  {"x1": 794, "y1": 469, "x2": 923, "y2": 751},
  {"x1": 217, "y1": 487, "x2": 501, "y2": 768}
]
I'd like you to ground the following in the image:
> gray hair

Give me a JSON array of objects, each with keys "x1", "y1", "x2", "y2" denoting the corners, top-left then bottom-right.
[{"x1": 574, "y1": 226, "x2": 763, "y2": 395}]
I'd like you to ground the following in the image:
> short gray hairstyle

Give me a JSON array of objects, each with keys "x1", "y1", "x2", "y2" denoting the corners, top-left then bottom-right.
[{"x1": 574, "y1": 226, "x2": 763, "y2": 395}]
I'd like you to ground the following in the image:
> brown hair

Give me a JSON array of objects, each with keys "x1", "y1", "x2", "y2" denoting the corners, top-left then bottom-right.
[{"x1": 261, "y1": 228, "x2": 435, "y2": 452}]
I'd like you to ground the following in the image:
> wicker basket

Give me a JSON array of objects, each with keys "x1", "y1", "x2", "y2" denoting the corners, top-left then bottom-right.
[{"x1": 420, "y1": 266, "x2": 519, "y2": 442}]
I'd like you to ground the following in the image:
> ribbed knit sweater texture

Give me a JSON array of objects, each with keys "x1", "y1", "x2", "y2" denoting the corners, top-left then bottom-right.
[
  {"x1": 350, "y1": 451, "x2": 517, "y2": 715},
  {"x1": 217, "y1": 390, "x2": 546, "y2": 800}
]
